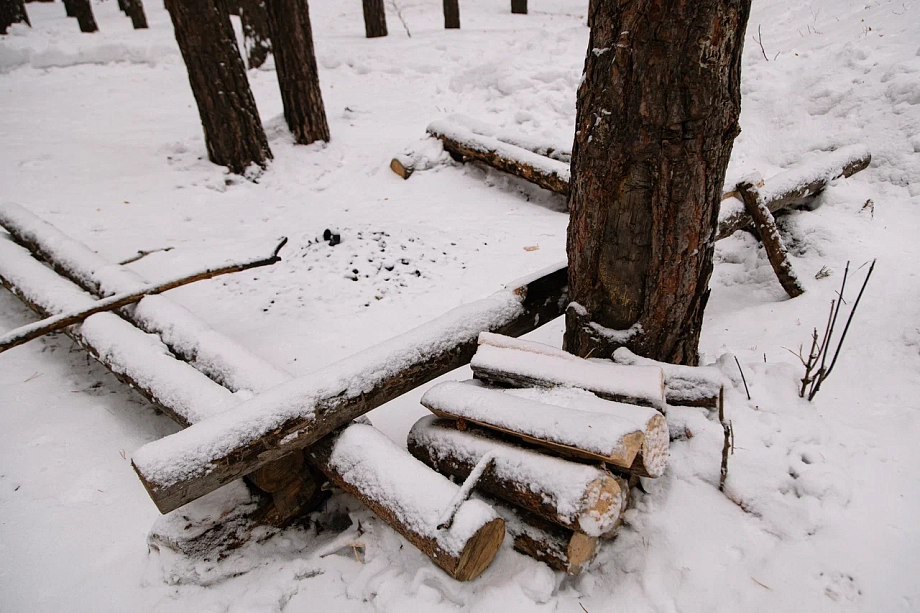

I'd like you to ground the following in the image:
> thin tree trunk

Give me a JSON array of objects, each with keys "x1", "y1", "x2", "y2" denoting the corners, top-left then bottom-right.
[
  {"x1": 71, "y1": 0, "x2": 98, "y2": 32},
  {"x1": 264, "y1": 0, "x2": 329, "y2": 144},
  {"x1": 564, "y1": 0, "x2": 751, "y2": 366},
  {"x1": 511, "y1": 0, "x2": 526, "y2": 14},
  {"x1": 124, "y1": 0, "x2": 148, "y2": 29},
  {"x1": 443, "y1": 0, "x2": 459, "y2": 28},
  {"x1": 63, "y1": 0, "x2": 75, "y2": 17},
  {"x1": 165, "y1": 0, "x2": 272, "y2": 174},
  {"x1": 362, "y1": 0, "x2": 387, "y2": 38},
  {"x1": 1, "y1": 0, "x2": 30, "y2": 33},
  {"x1": 117, "y1": 0, "x2": 127, "y2": 12},
  {"x1": 239, "y1": 0, "x2": 271, "y2": 69}
]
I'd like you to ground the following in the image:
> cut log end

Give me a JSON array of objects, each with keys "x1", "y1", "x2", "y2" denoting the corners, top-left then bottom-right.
[
  {"x1": 453, "y1": 517, "x2": 506, "y2": 581},
  {"x1": 390, "y1": 157, "x2": 413, "y2": 180},
  {"x1": 629, "y1": 412, "x2": 669, "y2": 478}
]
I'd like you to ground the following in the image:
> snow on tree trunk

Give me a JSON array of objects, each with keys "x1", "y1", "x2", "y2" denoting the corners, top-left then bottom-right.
[
  {"x1": 239, "y1": 0, "x2": 271, "y2": 69},
  {"x1": 564, "y1": 0, "x2": 752, "y2": 365},
  {"x1": 362, "y1": 0, "x2": 387, "y2": 38},
  {"x1": 165, "y1": 0, "x2": 272, "y2": 174}
]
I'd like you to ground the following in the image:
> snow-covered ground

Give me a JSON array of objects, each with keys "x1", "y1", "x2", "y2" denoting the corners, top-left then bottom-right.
[{"x1": 1, "y1": 0, "x2": 918, "y2": 610}]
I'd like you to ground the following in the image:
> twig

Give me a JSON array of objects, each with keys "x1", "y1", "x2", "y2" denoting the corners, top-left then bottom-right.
[
  {"x1": 119, "y1": 246, "x2": 174, "y2": 265},
  {"x1": 437, "y1": 452, "x2": 496, "y2": 530},
  {"x1": 387, "y1": 0, "x2": 411, "y2": 38},
  {"x1": 719, "y1": 387, "x2": 732, "y2": 492},
  {"x1": 734, "y1": 356, "x2": 751, "y2": 400},
  {"x1": 754, "y1": 24, "x2": 769, "y2": 61}
]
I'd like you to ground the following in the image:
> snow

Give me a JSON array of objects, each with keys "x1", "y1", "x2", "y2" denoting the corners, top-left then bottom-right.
[
  {"x1": 612, "y1": 346, "x2": 726, "y2": 406},
  {"x1": 421, "y1": 381, "x2": 643, "y2": 463},
  {"x1": 471, "y1": 342, "x2": 666, "y2": 409},
  {"x1": 2, "y1": 0, "x2": 920, "y2": 610}
]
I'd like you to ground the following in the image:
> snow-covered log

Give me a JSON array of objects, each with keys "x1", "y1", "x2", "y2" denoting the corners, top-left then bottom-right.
[
  {"x1": 426, "y1": 120, "x2": 571, "y2": 195},
  {"x1": 0, "y1": 203, "x2": 291, "y2": 393},
  {"x1": 0, "y1": 238, "x2": 286, "y2": 354},
  {"x1": 407, "y1": 415, "x2": 627, "y2": 537},
  {"x1": 308, "y1": 423, "x2": 505, "y2": 582},
  {"x1": 471, "y1": 342, "x2": 666, "y2": 409},
  {"x1": 611, "y1": 347, "x2": 724, "y2": 409},
  {"x1": 420, "y1": 382, "x2": 644, "y2": 468},
  {"x1": 503, "y1": 386, "x2": 670, "y2": 478},
  {"x1": 716, "y1": 145, "x2": 871, "y2": 240},
  {"x1": 131, "y1": 263, "x2": 569, "y2": 514},
  {"x1": 491, "y1": 499, "x2": 598, "y2": 575}
]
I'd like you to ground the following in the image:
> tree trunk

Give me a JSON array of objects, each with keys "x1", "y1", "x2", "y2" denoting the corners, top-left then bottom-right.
[
  {"x1": 263, "y1": 0, "x2": 330, "y2": 144},
  {"x1": 511, "y1": 0, "x2": 526, "y2": 14},
  {"x1": 239, "y1": 0, "x2": 271, "y2": 69},
  {"x1": 123, "y1": 0, "x2": 148, "y2": 29},
  {"x1": 69, "y1": 0, "x2": 97, "y2": 32},
  {"x1": 587, "y1": 0, "x2": 597, "y2": 27},
  {"x1": 117, "y1": 0, "x2": 127, "y2": 12},
  {"x1": 62, "y1": 0, "x2": 75, "y2": 17},
  {"x1": 1, "y1": 0, "x2": 30, "y2": 33},
  {"x1": 443, "y1": 0, "x2": 459, "y2": 29},
  {"x1": 362, "y1": 0, "x2": 387, "y2": 38},
  {"x1": 165, "y1": 0, "x2": 272, "y2": 174},
  {"x1": 564, "y1": 0, "x2": 752, "y2": 365}
]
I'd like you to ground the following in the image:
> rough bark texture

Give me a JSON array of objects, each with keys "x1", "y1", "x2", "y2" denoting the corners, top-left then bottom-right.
[
  {"x1": 362, "y1": 0, "x2": 387, "y2": 38},
  {"x1": 165, "y1": 0, "x2": 272, "y2": 174},
  {"x1": 564, "y1": 0, "x2": 751, "y2": 366},
  {"x1": 511, "y1": 0, "x2": 527, "y2": 14},
  {"x1": 443, "y1": 0, "x2": 459, "y2": 28},
  {"x1": 124, "y1": 0, "x2": 148, "y2": 29},
  {"x1": 71, "y1": 0, "x2": 98, "y2": 32},
  {"x1": 239, "y1": 0, "x2": 271, "y2": 69},
  {"x1": 0, "y1": 0, "x2": 30, "y2": 34},
  {"x1": 264, "y1": 0, "x2": 330, "y2": 145}
]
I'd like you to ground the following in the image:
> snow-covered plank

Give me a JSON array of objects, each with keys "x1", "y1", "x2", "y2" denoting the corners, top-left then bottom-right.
[
  {"x1": 471, "y1": 342, "x2": 666, "y2": 409},
  {"x1": 420, "y1": 382, "x2": 644, "y2": 467},
  {"x1": 444, "y1": 114, "x2": 573, "y2": 163},
  {"x1": 612, "y1": 347, "x2": 725, "y2": 408},
  {"x1": 0, "y1": 202, "x2": 291, "y2": 393},
  {"x1": 407, "y1": 415, "x2": 627, "y2": 537},
  {"x1": 131, "y1": 263, "x2": 569, "y2": 514},
  {"x1": 308, "y1": 422, "x2": 505, "y2": 582}
]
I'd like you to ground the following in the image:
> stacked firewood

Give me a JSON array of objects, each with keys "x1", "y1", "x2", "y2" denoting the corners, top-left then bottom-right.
[{"x1": 405, "y1": 332, "x2": 687, "y2": 575}]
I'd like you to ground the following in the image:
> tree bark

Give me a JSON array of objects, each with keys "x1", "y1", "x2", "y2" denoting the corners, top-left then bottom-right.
[
  {"x1": 71, "y1": 0, "x2": 98, "y2": 32},
  {"x1": 443, "y1": 0, "x2": 459, "y2": 29},
  {"x1": 62, "y1": 0, "x2": 75, "y2": 17},
  {"x1": 564, "y1": 0, "x2": 752, "y2": 365},
  {"x1": 239, "y1": 0, "x2": 271, "y2": 69},
  {"x1": 117, "y1": 0, "x2": 127, "y2": 12},
  {"x1": 1, "y1": 0, "x2": 30, "y2": 34},
  {"x1": 362, "y1": 0, "x2": 387, "y2": 38},
  {"x1": 165, "y1": 0, "x2": 272, "y2": 174},
  {"x1": 123, "y1": 0, "x2": 148, "y2": 29},
  {"x1": 511, "y1": 0, "x2": 526, "y2": 14},
  {"x1": 263, "y1": 0, "x2": 329, "y2": 145}
]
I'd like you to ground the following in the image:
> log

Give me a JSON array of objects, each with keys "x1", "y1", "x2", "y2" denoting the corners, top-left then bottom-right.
[
  {"x1": 427, "y1": 120, "x2": 570, "y2": 196},
  {"x1": 420, "y1": 382, "x2": 644, "y2": 468},
  {"x1": 716, "y1": 145, "x2": 871, "y2": 240},
  {"x1": 0, "y1": 203, "x2": 292, "y2": 393},
  {"x1": 611, "y1": 346, "x2": 724, "y2": 409},
  {"x1": 492, "y1": 499, "x2": 598, "y2": 575},
  {"x1": 470, "y1": 342, "x2": 666, "y2": 409},
  {"x1": 308, "y1": 423, "x2": 505, "y2": 582},
  {"x1": 408, "y1": 415, "x2": 628, "y2": 536},
  {"x1": 737, "y1": 174, "x2": 806, "y2": 298},
  {"x1": 131, "y1": 262, "x2": 569, "y2": 514},
  {"x1": 499, "y1": 385, "x2": 670, "y2": 478},
  {"x1": 0, "y1": 238, "x2": 287, "y2": 354}
]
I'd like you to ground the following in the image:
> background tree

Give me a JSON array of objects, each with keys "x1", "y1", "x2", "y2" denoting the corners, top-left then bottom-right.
[
  {"x1": 511, "y1": 0, "x2": 526, "y2": 15},
  {"x1": 362, "y1": 0, "x2": 387, "y2": 38},
  {"x1": 123, "y1": 0, "x2": 148, "y2": 29},
  {"x1": 264, "y1": 0, "x2": 329, "y2": 144},
  {"x1": 165, "y1": 0, "x2": 272, "y2": 173},
  {"x1": 0, "y1": 0, "x2": 30, "y2": 35},
  {"x1": 443, "y1": 0, "x2": 459, "y2": 28},
  {"x1": 70, "y1": 0, "x2": 98, "y2": 32},
  {"x1": 239, "y1": 0, "x2": 271, "y2": 69},
  {"x1": 564, "y1": 0, "x2": 751, "y2": 365}
]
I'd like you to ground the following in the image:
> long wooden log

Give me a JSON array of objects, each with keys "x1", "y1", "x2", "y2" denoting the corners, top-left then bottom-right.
[
  {"x1": 131, "y1": 263, "x2": 569, "y2": 514},
  {"x1": 471, "y1": 342, "x2": 666, "y2": 409},
  {"x1": 427, "y1": 120, "x2": 571, "y2": 196},
  {"x1": 421, "y1": 382, "x2": 644, "y2": 468},
  {"x1": 0, "y1": 238, "x2": 286, "y2": 354},
  {"x1": 308, "y1": 423, "x2": 505, "y2": 582},
  {"x1": 408, "y1": 415, "x2": 627, "y2": 536},
  {"x1": 737, "y1": 175, "x2": 806, "y2": 298},
  {"x1": 492, "y1": 499, "x2": 598, "y2": 575},
  {"x1": 611, "y1": 346, "x2": 724, "y2": 409}
]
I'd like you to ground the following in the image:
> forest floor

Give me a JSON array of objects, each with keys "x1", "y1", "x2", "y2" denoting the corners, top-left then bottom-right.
[{"x1": 1, "y1": 0, "x2": 919, "y2": 611}]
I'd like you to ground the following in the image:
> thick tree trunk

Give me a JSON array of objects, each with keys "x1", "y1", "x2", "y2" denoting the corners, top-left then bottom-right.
[
  {"x1": 165, "y1": 0, "x2": 272, "y2": 174},
  {"x1": 239, "y1": 0, "x2": 271, "y2": 69},
  {"x1": 587, "y1": 0, "x2": 597, "y2": 27},
  {"x1": 123, "y1": 0, "x2": 148, "y2": 29},
  {"x1": 362, "y1": 0, "x2": 387, "y2": 38},
  {"x1": 564, "y1": 0, "x2": 751, "y2": 366},
  {"x1": 1, "y1": 0, "x2": 30, "y2": 33},
  {"x1": 264, "y1": 0, "x2": 330, "y2": 144},
  {"x1": 511, "y1": 0, "x2": 526, "y2": 14},
  {"x1": 71, "y1": 0, "x2": 97, "y2": 32},
  {"x1": 443, "y1": 0, "x2": 459, "y2": 29},
  {"x1": 62, "y1": 0, "x2": 75, "y2": 17}
]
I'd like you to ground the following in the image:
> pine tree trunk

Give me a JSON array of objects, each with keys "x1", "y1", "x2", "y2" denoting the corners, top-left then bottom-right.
[
  {"x1": 165, "y1": 0, "x2": 272, "y2": 174},
  {"x1": 587, "y1": 0, "x2": 597, "y2": 27},
  {"x1": 362, "y1": 0, "x2": 387, "y2": 38},
  {"x1": 443, "y1": 0, "x2": 459, "y2": 28},
  {"x1": 239, "y1": 0, "x2": 271, "y2": 69},
  {"x1": 1, "y1": 0, "x2": 30, "y2": 34},
  {"x1": 264, "y1": 0, "x2": 330, "y2": 145},
  {"x1": 511, "y1": 0, "x2": 527, "y2": 14},
  {"x1": 63, "y1": 0, "x2": 75, "y2": 17},
  {"x1": 71, "y1": 0, "x2": 98, "y2": 32},
  {"x1": 117, "y1": 0, "x2": 127, "y2": 12},
  {"x1": 564, "y1": 0, "x2": 751, "y2": 366},
  {"x1": 124, "y1": 0, "x2": 148, "y2": 29}
]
